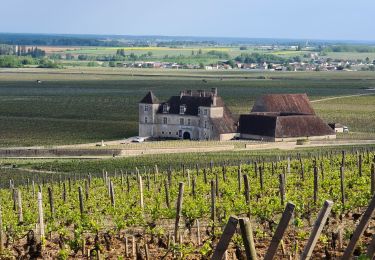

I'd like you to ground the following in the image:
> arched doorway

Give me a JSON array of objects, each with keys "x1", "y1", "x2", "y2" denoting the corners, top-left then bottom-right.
[{"x1": 183, "y1": 132, "x2": 191, "y2": 140}]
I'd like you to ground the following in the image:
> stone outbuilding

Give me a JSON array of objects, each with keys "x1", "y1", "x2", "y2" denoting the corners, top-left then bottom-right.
[{"x1": 239, "y1": 94, "x2": 336, "y2": 141}]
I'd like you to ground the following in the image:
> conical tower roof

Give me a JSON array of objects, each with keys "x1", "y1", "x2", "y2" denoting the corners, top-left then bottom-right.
[{"x1": 140, "y1": 91, "x2": 159, "y2": 104}]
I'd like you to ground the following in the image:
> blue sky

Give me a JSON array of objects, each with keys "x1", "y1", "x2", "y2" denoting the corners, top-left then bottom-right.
[{"x1": 1, "y1": 0, "x2": 374, "y2": 41}]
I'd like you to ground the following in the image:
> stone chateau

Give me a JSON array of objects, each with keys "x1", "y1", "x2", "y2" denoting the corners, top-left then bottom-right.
[{"x1": 139, "y1": 88, "x2": 237, "y2": 141}]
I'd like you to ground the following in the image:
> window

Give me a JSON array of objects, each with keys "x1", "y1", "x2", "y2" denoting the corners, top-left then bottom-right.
[
  {"x1": 180, "y1": 118, "x2": 184, "y2": 125},
  {"x1": 176, "y1": 132, "x2": 179, "y2": 135},
  {"x1": 204, "y1": 109, "x2": 208, "y2": 115},
  {"x1": 198, "y1": 108, "x2": 201, "y2": 115},
  {"x1": 179, "y1": 105, "x2": 185, "y2": 114},
  {"x1": 163, "y1": 117, "x2": 167, "y2": 124},
  {"x1": 187, "y1": 119, "x2": 191, "y2": 125},
  {"x1": 204, "y1": 121, "x2": 207, "y2": 128},
  {"x1": 169, "y1": 132, "x2": 171, "y2": 135},
  {"x1": 144, "y1": 105, "x2": 149, "y2": 112},
  {"x1": 162, "y1": 131, "x2": 164, "y2": 134},
  {"x1": 145, "y1": 117, "x2": 148, "y2": 123},
  {"x1": 163, "y1": 103, "x2": 169, "y2": 113}
]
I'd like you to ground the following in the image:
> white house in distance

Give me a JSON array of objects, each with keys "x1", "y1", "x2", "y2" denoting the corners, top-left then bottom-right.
[{"x1": 138, "y1": 88, "x2": 237, "y2": 141}]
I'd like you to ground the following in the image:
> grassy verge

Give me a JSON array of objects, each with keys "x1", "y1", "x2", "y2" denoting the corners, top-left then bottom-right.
[{"x1": 1, "y1": 144, "x2": 374, "y2": 176}]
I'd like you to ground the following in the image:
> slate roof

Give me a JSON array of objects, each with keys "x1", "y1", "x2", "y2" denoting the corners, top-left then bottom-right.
[
  {"x1": 158, "y1": 95, "x2": 214, "y2": 116},
  {"x1": 140, "y1": 91, "x2": 159, "y2": 104},
  {"x1": 251, "y1": 93, "x2": 315, "y2": 115},
  {"x1": 328, "y1": 123, "x2": 344, "y2": 128},
  {"x1": 146, "y1": 89, "x2": 237, "y2": 134}
]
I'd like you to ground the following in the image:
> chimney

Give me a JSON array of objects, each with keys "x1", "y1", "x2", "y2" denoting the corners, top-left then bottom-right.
[
  {"x1": 212, "y1": 88, "x2": 218, "y2": 96},
  {"x1": 212, "y1": 96, "x2": 217, "y2": 106}
]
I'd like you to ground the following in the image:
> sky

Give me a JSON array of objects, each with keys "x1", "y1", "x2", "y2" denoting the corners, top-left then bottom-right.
[{"x1": 1, "y1": 0, "x2": 374, "y2": 41}]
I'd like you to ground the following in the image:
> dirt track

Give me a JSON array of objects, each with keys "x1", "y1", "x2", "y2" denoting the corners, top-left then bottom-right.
[
  {"x1": 1, "y1": 139, "x2": 375, "y2": 159},
  {"x1": 311, "y1": 92, "x2": 375, "y2": 103}
]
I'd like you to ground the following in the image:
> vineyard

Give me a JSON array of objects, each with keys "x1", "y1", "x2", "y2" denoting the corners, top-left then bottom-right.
[{"x1": 1, "y1": 149, "x2": 375, "y2": 259}]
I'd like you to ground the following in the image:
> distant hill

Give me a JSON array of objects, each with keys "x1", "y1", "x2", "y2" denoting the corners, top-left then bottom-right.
[{"x1": 1, "y1": 33, "x2": 375, "y2": 47}]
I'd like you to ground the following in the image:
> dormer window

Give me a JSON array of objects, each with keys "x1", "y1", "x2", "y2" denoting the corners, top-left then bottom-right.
[
  {"x1": 179, "y1": 105, "x2": 186, "y2": 115},
  {"x1": 163, "y1": 103, "x2": 169, "y2": 113}
]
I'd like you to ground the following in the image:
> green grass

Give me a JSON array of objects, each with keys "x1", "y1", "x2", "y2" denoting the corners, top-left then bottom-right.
[
  {"x1": 48, "y1": 45, "x2": 315, "y2": 65},
  {"x1": 0, "y1": 68, "x2": 374, "y2": 147}
]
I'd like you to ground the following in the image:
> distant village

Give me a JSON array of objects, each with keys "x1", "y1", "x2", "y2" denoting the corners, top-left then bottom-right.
[
  {"x1": 1, "y1": 43, "x2": 375, "y2": 71},
  {"x1": 124, "y1": 52, "x2": 375, "y2": 72}
]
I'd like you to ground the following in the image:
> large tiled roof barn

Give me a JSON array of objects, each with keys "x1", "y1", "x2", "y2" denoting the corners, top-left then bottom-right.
[
  {"x1": 239, "y1": 93, "x2": 335, "y2": 141},
  {"x1": 251, "y1": 93, "x2": 316, "y2": 115}
]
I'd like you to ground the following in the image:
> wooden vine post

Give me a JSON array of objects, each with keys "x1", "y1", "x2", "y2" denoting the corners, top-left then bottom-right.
[
  {"x1": 62, "y1": 182, "x2": 67, "y2": 202},
  {"x1": 300, "y1": 200, "x2": 333, "y2": 260},
  {"x1": 215, "y1": 171, "x2": 219, "y2": 197},
  {"x1": 48, "y1": 187, "x2": 55, "y2": 219},
  {"x1": 371, "y1": 163, "x2": 375, "y2": 195},
  {"x1": 237, "y1": 165, "x2": 241, "y2": 193},
  {"x1": 313, "y1": 165, "x2": 318, "y2": 205},
  {"x1": 340, "y1": 166, "x2": 345, "y2": 208},
  {"x1": 196, "y1": 219, "x2": 201, "y2": 246},
  {"x1": 367, "y1": 234, "x2": 375, "y2": 259},
  {"x1": 164, "y1": 180, "x2": 170, "y2": 208},
  {"x1": 187, "y1": 169, "x2": 191, "y2": 188},
  {"x1": 211, "y1": 216, "x2": 239, "y2": 260},
  {"x1": 279, "y1": 174, "x2": 286, "y2": 206},
  {"x1": 203, "y1": 168, "x2": 207, "y2": 184},
  {"x1": 78, "y1": 186, "x2": 84, "y2": 217},
  {"x1": 85, "y1": 179, "x2": 89, "y2": 200},
  {"x1": 139, "y1": 175, "x2": 144, "y2": 210},
  {"x1": 167, "y1": 168, "x2": 172, "y2": 187},
  {"x1": 0, "y1": 205, "x2": 3, "y2": 252},
  {"x1": 126, "y1": 174, "x2": 130, "y2": 193},
  {"x1": 243, "y1": 174, "x2": 251, "y2": 216},
  {"x1": 320, "y1": 160, "x2": 324, "y2": 182},
  {"x1": 264, "y1": 202, "x2": 295, "y2": 260},
  {"x1": 259, "y1": 166, "x2": 264, "y2": 191},
  {"x1": 239, "y1": 218, "x2": 257, "y2": 260},
  {"x1": 222, "y1": 165, "x2": 227, "y2": 182},
  {"x1": 211, "y1": 180, "x2": 216, "y2": 231},
  {"x1": 343, "y1": 193, "x2": 375, "y2": 259},
  {"x1": 17, "y1": 189, "x2": 23, "y2": 224},
  {"x1": 110, "y1": 181, "x2": 115, "y2": 207},
  {"x1": 32, "y1": 180, "x2": 36, "y2": 198},
  {"x1": 174, "y1": 182, "x2": 184, "y2": 241},
  {"x1": 37, "y1": 192, "x2": 45, "y2": 242},
  {"x1": 192, "y1": 176, "x2": 196, "y2": 198},
  {"x1": 358, "y1": 154, "x2": 362, "y2": 177},
  {"x1": 154, "y1": 164, "x2": 159, "y2": 177}
]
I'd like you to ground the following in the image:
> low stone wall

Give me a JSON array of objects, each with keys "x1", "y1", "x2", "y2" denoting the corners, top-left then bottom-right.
[{"x1": 0, "y1": 149, "x2": 122, "y2": 158}]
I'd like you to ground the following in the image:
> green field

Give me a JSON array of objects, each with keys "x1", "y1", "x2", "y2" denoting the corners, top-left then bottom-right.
[
  {"x1": 0, "y1": 68, "x2": 374, "y2": 147},
  {"x1": 60, "y1": 46, "x2": 303, "y2": 58}
]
